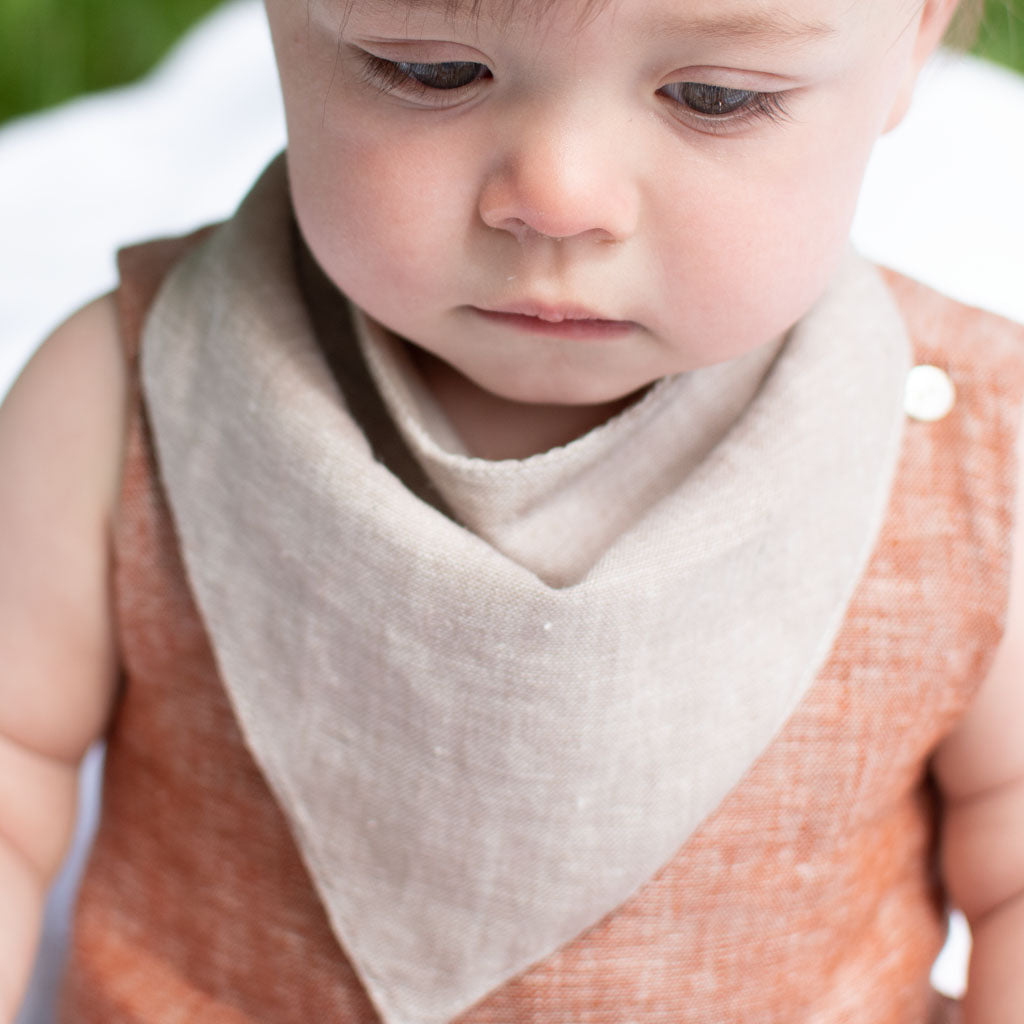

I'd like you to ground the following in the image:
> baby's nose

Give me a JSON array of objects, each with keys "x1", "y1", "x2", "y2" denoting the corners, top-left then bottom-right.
[{"x1": 477, "y1": 121, "x2": 639, "y2": 243}]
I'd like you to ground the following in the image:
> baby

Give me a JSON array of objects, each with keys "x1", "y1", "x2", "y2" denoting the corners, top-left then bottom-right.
[{"x1": 2, "y1": 0, "x2": 1023, "y2": 1020}]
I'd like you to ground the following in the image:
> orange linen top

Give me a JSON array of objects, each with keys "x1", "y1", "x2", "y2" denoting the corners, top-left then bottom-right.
[{"x1": 60, "y1": 233, "x2": 1024, "y2": 1024}]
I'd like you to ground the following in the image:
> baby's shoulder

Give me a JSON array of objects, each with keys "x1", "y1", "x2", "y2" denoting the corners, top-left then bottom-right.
[
  {"x1": 0, "y1": 292, "x2": 126, "y2": 556},
  {"x1": 0, "y1": 293, "x2": 124, "y2": 762}
]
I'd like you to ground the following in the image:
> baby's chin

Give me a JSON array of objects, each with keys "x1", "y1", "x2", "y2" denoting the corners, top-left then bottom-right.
[
  {"x1": 490, "y1": 378, "x2": 653, "y2": 412},
  {"x1": 416, "y1": 345, "x2": 652, "y2": 409},
  {"x1": 414, "y1": 349, "x2": 647, "y2": 458}
]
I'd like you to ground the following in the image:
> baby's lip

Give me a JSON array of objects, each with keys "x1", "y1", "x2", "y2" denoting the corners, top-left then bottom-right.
[
  {"x1": 479, "y1": 299, "x2": 622, "y2": 323},
  {"x1": 471, "y1": 304, "x2": 638, "y2": 339},
  {"x1": 476, "y1": 301, "x2": 628, "y2": 324}
]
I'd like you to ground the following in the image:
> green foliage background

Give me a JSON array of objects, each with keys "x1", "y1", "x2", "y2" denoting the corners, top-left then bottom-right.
[
  {"x1": 0, "y1": 0, "x2": 224, "y2": 124},
  {"x1": 976, "y1": 0, "x2": 1024, "y2": 69},
  {"x1": 1, "y1": 0, "x2": 1022, "y2": 125}
]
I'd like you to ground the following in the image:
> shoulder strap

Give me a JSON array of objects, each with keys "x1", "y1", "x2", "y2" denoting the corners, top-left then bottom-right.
[
  {"x1": 882, "y1": 268, "x2": 1024, "y2": 375},
  {"x1": 116, "y1": 230, "x2": 216, "y2": 369}
]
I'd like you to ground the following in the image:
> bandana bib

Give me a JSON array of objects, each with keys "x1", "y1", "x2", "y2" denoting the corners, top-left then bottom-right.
[{"x1": 142, "y1": 159, "x2": 909, "y2": 1024}]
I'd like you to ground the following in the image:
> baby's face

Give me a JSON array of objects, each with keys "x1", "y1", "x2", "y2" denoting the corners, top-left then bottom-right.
[{"x1": 266, "y1": 0, "x2": 948, "y2": 408}]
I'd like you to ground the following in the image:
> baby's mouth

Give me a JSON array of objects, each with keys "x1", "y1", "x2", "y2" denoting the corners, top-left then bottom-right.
[{"x1": 472, "y1": 303, "x2": 637, "y2": 339}]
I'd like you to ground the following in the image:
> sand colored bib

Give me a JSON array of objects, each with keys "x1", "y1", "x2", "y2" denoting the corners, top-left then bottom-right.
[
  {"x1": 351, "y1": 310, "x2": 783, "y2": 587},
  {"x1": 141, "y1": 160, "x2": 909, "y2": 1024}
]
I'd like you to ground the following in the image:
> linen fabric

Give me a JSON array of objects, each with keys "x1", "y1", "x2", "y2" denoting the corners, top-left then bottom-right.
[
  {"x1": 61, "y1": 172, "x2": 1024, "y2": 1024},
  {"x1": 136, "y1": 160, "x2": 905, "y2": 1024},
  {"x1": 350, "y1": 308, "x2": 785, "y2": 587}
]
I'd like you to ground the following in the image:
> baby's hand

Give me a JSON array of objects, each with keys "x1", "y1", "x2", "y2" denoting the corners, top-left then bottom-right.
[{"x1": 0, "y1": 297, "x2": 123, "y2": 1020}]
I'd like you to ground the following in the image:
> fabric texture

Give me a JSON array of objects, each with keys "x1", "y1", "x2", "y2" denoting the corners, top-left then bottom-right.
[
  {"x1": 61, "y1": 180, "x2": 1024, "y2": 1023},
  {"x1": 350, "y1": 310, "x2": 783, "y2": 585},
  {"x1": 137, "y1": 161, "x2": 906, "y2": 1024}
]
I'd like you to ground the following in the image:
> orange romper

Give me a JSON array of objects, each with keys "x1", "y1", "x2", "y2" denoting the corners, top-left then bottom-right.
[{"x1": 60, "y1": 231, "x2": 1024, "y2": 1024}]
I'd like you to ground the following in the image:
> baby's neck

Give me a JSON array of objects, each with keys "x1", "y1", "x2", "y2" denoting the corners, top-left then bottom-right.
[{"x1": 410, "y1": 346, "x2": 638, "y2": 461}]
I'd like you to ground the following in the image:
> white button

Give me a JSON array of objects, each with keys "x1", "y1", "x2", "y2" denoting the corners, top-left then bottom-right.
[{"x1": 905, "y1": 364, "x2": 955, "y2": 422}]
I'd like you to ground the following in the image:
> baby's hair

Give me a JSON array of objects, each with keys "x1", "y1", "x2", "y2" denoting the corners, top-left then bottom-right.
[{"x1": 349, "y1": 0, "x2": 982, "y2": 37}]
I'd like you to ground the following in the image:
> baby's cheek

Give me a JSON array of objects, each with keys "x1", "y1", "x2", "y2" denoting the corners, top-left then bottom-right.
[
  {"x1": 650, "y1": 177, "x2": 848, "y2": 365},
  {"x1": 337, "y1": 135, "x2": 461, "y2": 277},
  {"x1": 735, "y1": 139, "x2": 871, "y2": 309},
  {"x1": 287, "y1": 149, "x2": 416, "y2": 302}
]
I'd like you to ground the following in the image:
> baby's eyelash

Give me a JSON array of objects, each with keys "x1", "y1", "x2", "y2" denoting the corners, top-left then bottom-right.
[
  {"x1": 359, "y1": 54, "x2": 491, "y2": 99},
  {"x1": 658, "y1": 82, "x2": 792, "y2": 130}
]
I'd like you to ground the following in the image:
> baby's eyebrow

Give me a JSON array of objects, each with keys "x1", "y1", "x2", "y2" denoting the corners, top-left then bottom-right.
[
  {"x1": 641, "y1": 8, "x2": 837, "y2": 45},
  {"x1": 350, "y1": 0, "x2": 481, "y2": 17}
]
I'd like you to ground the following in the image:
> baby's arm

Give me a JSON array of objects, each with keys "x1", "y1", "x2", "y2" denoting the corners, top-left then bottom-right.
[
  {"x1": 933, "y1": 437, "x2": 1024, "y2": 1024},
  {"x1": 0, "y1": 297, "x2": 124, "y2": 1021}
]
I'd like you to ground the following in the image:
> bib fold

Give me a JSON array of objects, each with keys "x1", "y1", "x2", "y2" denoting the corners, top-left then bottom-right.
[
  {"x1": 142, "y1": 157, "x2": 910, "y2": 1024},
  {"x1": 352, "y1": 308, "x2": 785, "y2": 587}
]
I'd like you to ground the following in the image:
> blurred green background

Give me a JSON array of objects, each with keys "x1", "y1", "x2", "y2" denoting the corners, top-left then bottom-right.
[
  {"x1": 0, "y1": 0, "x2": 224, "y2": 124},
  {"x1": 975, "y1": 0, "x2": 1024, "y2": 69},
  {"x1": 0, "y1": 0, "x2": 1022, "y2": 125}
]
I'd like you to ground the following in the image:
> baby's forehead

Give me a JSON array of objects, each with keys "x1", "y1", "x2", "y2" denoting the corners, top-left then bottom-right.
[
  {"x1": 340, "y1": 0, "x2": 886, "y2": 34},
  {"x1": 329, "y1": 0, "x2": 957, "y2": 62}
]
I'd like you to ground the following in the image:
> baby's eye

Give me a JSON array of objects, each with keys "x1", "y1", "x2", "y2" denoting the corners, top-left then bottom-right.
[
  {"x1": 660, "y1": 82, "x2": 756, "y2": 116},
  {"x1": 658, "y1": 81, "x2": 789, "y2": 130},
  {"x1": 359, "y1": 54, "x2": 491, "y2": 101},
  {"x1": 393, "y1": 61, "x2": 488, "y2": 90}
]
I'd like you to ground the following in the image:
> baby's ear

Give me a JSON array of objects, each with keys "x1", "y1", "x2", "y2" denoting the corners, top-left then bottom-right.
[{"x1": 884, "y1": 0, "x2": 962, "y2": 131}]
